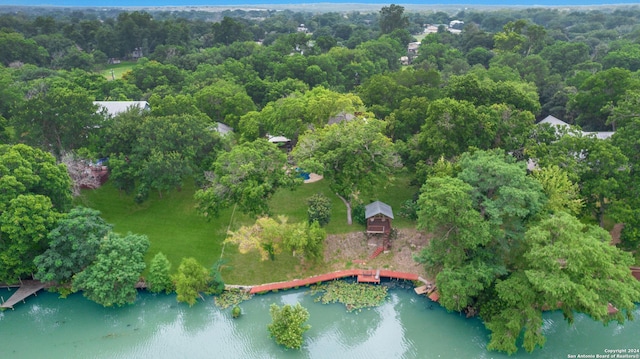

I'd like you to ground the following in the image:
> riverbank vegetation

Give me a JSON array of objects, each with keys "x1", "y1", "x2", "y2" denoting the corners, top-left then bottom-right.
[
  {"x1": 310, "y1": 280, "x2": 388, "y2": 311},
  {"x1": 1, "y1": 3, "x2": 640, "y2": 354}
]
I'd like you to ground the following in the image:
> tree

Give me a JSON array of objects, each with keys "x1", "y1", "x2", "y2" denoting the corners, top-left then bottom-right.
[
  {"x1": 531, "y1": 165, "x2": 583, "y2": 216},
  {"x1": 147, "y1": 252, "x2": 173, "y2": 294},
  {"x1": 12, "y1": 78, "x2": 103, "y2": 156},
  {"x1": 569, "y1": 67, "x2": 639, "y2": 131},
  {"x1": 173, "y1": 257, "x2": 209, "y2": 306},
  {"x1": 72, "y1": 232, "x2": 149, "y2": 307},
  {"x1": 194, "y1": 79, "x2": 255, "y2": 129},
  {"x1": 293, "y1": 119, "x2": 400, "y2": 224},
  {"x1": 226, "y1": 216, "x2": 325, "y2": 262},
  {"x1": 0, "y1": 31, "x2": 48, "y2": 66},
  {"x1": 610, "y1": 91, "x2": 640, "y2": 249},
  {"x1": 379, "y1": 4, "x2": 409, "y2": 34},
  {"x1": 528, "y1": 133, "x2": 628, "y2": 227},
  {"x1": 414, "y1": 98, "x2": 485, "y2": 162},
  {"x1": 225, "y1": 216, "x2": 287, "y2": 261},
  {"x1": 258, "y1": 86, "x2": 366, "y2": 143},
  {"x1": 34, "y1": 207, "x2": 111, "y2": 284},
  {"x1": 416, "y1": 150, "x2": 545, "y2": 313},
  {"x1": 211, "y1": 17, "x2": 254, "y2": 45},
  {"x1": 307, "y1": 193, "x2": 332, "y2": 227},
  {"x1": 195, "y1": 139, "x2": 299, "y2": 218},
  {"x1": 0, "y1": 144, "x2": 73, "y2": 214},
  {"x1": 485, "y1": 212, "x2": 640, "y2": 354},
  {"x1": 283, "y1": 221, "x2": 326, "y2": 262},
  {"x1": 268, "y1": 303, "x2": 311, "y2": 350},
  {"x1": 0, "y1": 194, "x2": 61, "y2": 283}
]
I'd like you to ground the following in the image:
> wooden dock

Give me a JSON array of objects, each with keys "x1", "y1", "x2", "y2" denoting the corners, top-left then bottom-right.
[
  {"x1": 249, "y1": 269, "x2": 420, "y2": 294},
  {"x1": 1, "y1": 280, "x2": 47, "y2": 310}
]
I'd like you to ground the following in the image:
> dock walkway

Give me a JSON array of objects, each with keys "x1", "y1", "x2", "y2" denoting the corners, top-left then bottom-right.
[
  {"x1": 249, "y1": 269, "x2": 421, "y2": 294},
  {"x1": 1, "y1": 280, "x2": 46, "y2": 309}
]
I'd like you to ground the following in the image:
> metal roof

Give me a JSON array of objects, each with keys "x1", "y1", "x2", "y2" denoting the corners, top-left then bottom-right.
[
  {"x1": 538, "y1": 115, "x2": 570, "y2": 127},
  {"x1": 365, "y1": 201, "x2": 394, "y2": 219},
  {"x1": 94, "y1": 101, "x2": 150, "y2": 117}
]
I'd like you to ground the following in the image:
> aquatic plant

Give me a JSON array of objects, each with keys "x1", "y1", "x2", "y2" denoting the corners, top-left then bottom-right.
[
  {"x1": 309, "y1": 281, "x2": 388, "y2": 311},
  {"x1": 214, "y1": 288, "x2": 252, "y2": 309}
]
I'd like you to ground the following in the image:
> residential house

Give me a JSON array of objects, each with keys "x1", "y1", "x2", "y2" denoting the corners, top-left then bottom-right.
[{"x1": 94, "y1": 101, "x2": 151, "y2": 117}]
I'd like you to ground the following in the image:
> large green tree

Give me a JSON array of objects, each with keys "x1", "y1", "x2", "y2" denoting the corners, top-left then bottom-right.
[
  {"x1": 173, "y1": 257, "x2": 209, "y2": 306},
  {"x1": 72, "y1": 232, "x2": 149, "y2": 307},
  {"x1": 34, "y1": 206, "x2": 111, "y2": 284},
  {"x1": 293, "y1": 118, "x2": 400, "y2": 224},
  {"x1": 527, "y1": 132, "x2": 628, "y2": 227},
  {"x1": 485, "y1": 212, "x2": 640, "y2": 354},
  {"x1": 0, "y1": 194, "x2": 61, "y2": 283},
  {"x1": 379, "y1": 4, "x2": 409, "y2": 34},
  {"x1": 610, "y1": 91, "x2": 640, "y2": 249},
  {"x1": 416, "y1": 150, "x2": 545, "y2": 309},
  {"x1": 0, "y1": 144, "x2": 73, "y2": 214},
  {"x1": 195, "y1": 139, "x2": 299, "y2": 218},
  {"x1": 12, "y1": 78, "x2": 102, "y2": 156}
]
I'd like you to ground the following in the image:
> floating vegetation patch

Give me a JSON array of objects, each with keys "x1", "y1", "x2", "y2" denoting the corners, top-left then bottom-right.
[
  {"x1": 214, "y1": 289, "x2": 253, "y2": 309},
  {"x1": 309, "y1": 281, "x2": 388, "y2": 311}
]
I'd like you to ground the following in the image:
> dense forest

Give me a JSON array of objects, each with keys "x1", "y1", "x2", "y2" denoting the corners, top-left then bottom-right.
[{"x1": 1, "y1": 4, "x2": 640, "y2": 354}]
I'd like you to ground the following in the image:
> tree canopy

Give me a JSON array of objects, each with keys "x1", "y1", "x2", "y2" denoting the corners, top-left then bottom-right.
[
  {"x1": 293, "y1": 118, "x2": 400, "y2": 224},
  {"x1": 72, "y1": 232, "x2": 149, "y2": 307},
  {"x1": 195, "y1": 139, "x2": 299, "y2": 218}
]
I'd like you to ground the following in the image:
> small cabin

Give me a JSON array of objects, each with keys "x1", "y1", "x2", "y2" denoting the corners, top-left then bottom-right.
[{"x1": 365, "y1": 201, "x2": 394, "y2": 235}]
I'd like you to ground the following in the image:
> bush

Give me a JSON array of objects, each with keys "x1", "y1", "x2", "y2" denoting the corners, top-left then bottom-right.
[
  {"x1": 399, "y1": 198, "x2": 418, "y2": 220},
  {"x1": 352, "y1": 203, "x2": 366, "y2": 225},
  {"x1": 231, "y1": 305, "x2": 242, "y2": 318},
  {"x1": 307, "y1": 193, "x2": 332, "y2": 227},
  {"x1": 267, "y1": 303, "x2": 310, "y2": 349}
]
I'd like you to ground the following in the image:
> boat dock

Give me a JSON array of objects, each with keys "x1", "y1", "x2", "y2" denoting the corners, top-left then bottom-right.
[{"x1": 1, "y1": 280, "x2": 47, "y2": 310}]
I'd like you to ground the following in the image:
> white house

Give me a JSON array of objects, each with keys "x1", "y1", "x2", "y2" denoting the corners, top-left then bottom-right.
[{"x1": 538, "y1": 115, "x2": 614, "y2": 140}]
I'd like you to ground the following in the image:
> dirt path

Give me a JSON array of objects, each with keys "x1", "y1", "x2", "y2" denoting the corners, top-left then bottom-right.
[{"x1": 323, "y1": 228, "x2": 431, "y2": 280}]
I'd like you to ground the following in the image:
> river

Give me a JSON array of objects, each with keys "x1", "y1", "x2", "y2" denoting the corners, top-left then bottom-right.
[{"x1": 1, "y1": 285, "x2": 638, "y2": 359}]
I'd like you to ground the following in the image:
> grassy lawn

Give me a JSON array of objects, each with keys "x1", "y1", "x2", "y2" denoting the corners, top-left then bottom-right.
[
  {"x1": 81, "y1": 171, "x2": 418, "y2": 284},
  {"x1": 99, "y1": 61, "x2": 136, "y2": 80}
]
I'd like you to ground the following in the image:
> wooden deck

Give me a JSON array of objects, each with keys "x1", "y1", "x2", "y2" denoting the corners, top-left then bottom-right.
[
  {"x1": 249, "y1": 269, "x2": 420, "y2": 294},
  {"x1": 1, "y1": 280, "x2": 47, "y2": 310}
]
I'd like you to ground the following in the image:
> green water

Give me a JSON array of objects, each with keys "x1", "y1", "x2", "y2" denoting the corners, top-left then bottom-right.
[{"x1": 1, "y1": 285, "x2": 638, "y2": 359}]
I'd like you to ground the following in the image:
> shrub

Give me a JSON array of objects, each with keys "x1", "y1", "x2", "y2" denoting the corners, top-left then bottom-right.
[
  {"x1": 352, "y1": 203, "x2": 366, "y2": 225},
  {"x1": 231, "y1": 306, "x2": 242, "y2": 318},
  {"x1": 267, "y1": 303, "x2": 310, "y2": 349},
  {"x1": 307, "y1": 193, "x2": 332, "y2": 227}
]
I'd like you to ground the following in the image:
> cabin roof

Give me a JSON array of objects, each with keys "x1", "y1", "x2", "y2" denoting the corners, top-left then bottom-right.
[{"x1": 365, "y1": 200, "x2": 394, "y2": 219}]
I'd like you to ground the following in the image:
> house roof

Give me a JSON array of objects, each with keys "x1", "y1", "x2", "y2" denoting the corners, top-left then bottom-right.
[
  {"x1": 267, "y1": 135, "x2": 291, "y2": 143},
  {"x1": 537, "y1": 115, "x2": 615, "y2": 140},
  {"x1": 215, "y1": 122, "x2": 234, "y2": 135},
  {"x1": 365, "y1": 201, "x2": 394, "y2": 219},
  {"x1": 538, "y1": 115, "x2": 570, "y2": 127},
  {"x1": 583, "y1": 131, "x2": 614, "y2": 140},
  {"x1": 94, "y1": 101, "x2": 150, "y2": 117},
  {"x1": 327, "y1": 111, "x2": 355, "y2": 125}
]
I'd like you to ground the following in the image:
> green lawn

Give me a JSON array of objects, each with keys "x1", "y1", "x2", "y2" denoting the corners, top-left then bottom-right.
[
  {"x1": 80, "y1": 171, "x2": 418, "y2": 284},
  {"x1": 99, "y1": 61, "x2": 136, "y2": 80}
]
